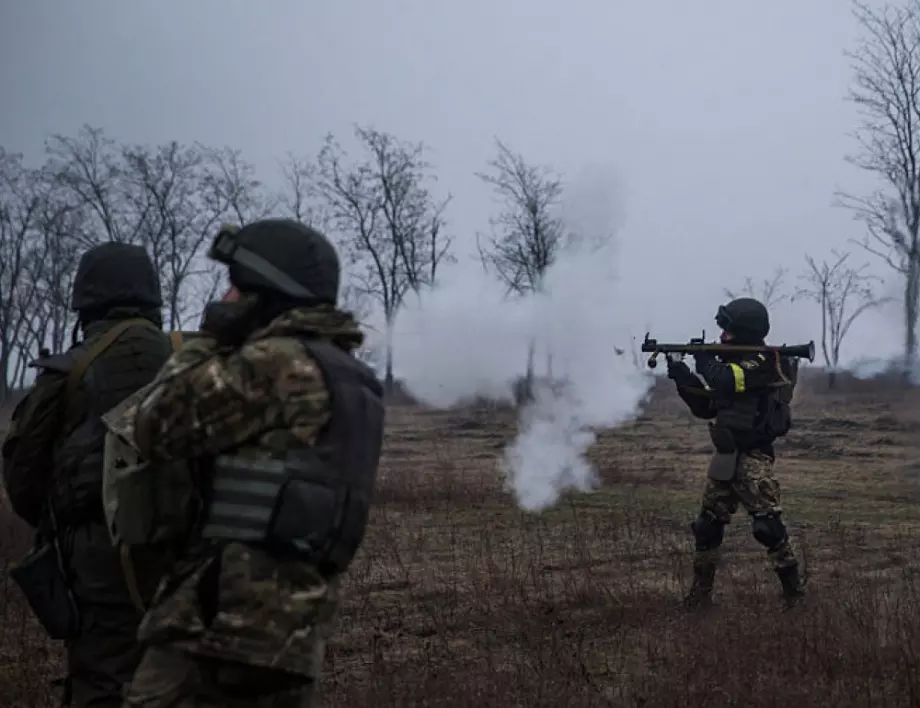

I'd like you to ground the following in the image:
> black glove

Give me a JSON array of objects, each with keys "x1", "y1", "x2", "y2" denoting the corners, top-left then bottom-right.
[
  {"x1": 666, "y1": 353, "x2": 691, "y2": 381},
  {"x1": 694, "y1": 350, "x2": 716, "y2": 375}
]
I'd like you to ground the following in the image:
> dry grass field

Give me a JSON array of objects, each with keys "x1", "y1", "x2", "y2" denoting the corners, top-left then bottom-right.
[{"x1": 2, "y1": 371, "x2": 920, "y2": 706}]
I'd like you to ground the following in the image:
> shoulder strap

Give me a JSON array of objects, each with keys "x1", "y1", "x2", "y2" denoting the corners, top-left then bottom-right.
[{"x1": 65, "y1": 318, "x2": 157, "y2": 400}]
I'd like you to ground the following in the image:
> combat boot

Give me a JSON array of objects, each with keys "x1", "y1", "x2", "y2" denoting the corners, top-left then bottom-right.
[
  {"x1": 682, "y1": 561, "x2": 716, "y2": 611},
  {"x1": 775, "y1": 563, "x2": 805, "y2": 608}
]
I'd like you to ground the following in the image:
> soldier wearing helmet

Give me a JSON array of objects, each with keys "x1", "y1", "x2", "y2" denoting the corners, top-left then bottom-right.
[
  {"x1": 665, "y1": 297, "x2": 805, "y2": 610},
  {"x1": 2, "y1": 243, "x2": 174, "y2": 707},
  {"x1": 118, "y1": 219, "x2": 385, "y2": 707}
]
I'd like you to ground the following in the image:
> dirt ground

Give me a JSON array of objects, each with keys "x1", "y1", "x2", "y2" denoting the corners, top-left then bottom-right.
[{"x1": 2, "y1": 371, "x2": 920, "y2": 707}]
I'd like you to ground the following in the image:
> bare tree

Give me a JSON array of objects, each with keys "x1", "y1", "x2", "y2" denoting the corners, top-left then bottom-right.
[
  {"x1": 42, "y1": 130, "x2": 271, "y2": 331},
  {"x1": 200, "y1": 146, "x2": 275, "y2": 227},
  {"x1": 0, "y1": 151, "x2": 87, "y2": 395},
  {"x1": 838, "y1": 0, "x2": 920, "y2": 371},
  {"x1": 361, "y1": 128, "x2": 453, "y2": 293},
  {"x1": 122, "y1": 142, "x2": 271, "y2": 328},
  {"x1": 121, "y1": 142, "x2": 216, "y2": 328},
  {"x1": 476, "y1": 139, "x2": 573, "y2": 389},
  {"x1": 24, "y1": 193, "x2": 84, "y2": 357},
  {"x1": 180, "y1": 145, "x2": 278, "y2": 324},
  {"x1": 723, "y1": 267, "x2": 788, "y2": 308},
  {"x1": 476, "y1": 139, "x2": 568, "y2": 297},
  {"x1": 312, "y1": 126, "x2": 453, "y2": 390},
  {"x1": 278, "y1": 153, "x2": 328, "y2": 229},
  {"x1": 797, "y1": 250, "x2": 888, "y2": 388},
  {"x1": 44, "y1": 125, "x2": 145, "y2": 246},
  {"x1": 0, "y1": 151, "x2": 46, "y2": 397}
]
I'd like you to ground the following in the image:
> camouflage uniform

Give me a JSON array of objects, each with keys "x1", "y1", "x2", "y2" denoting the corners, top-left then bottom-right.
[
  {"x1": 667, "y1": 297, "x2": 805, "y2": 609},
  {"x1": 119, "y1": 220, "x2": 384, "y2": 707},
  {"x1": 696, "y1": 451, "x2": 799, "y2": 571},
  {"x1": 2, "y1": 243, "x2": 173, "y2": 707}
]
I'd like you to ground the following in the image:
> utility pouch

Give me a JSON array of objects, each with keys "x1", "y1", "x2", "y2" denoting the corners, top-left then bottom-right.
[
  {"x1": 271, "y1": 477, "x2": 343, "y2": 562},
  {"x1": 107, "y1": 459, "x2": 195, "y2": 546},
  {"x1": 706, "y1": 424, "x2": 739, "y2": 482},
  {"x1": 201, "y1": 453, "x2": 347, "y2": 570},
  {"x1": 706, "y1": 452, "x2": 739, "y2": 482},
  {"x1": 708, "y1": 423, "x2": 737, "y2": 454},
  {"x1": 8, "y1": 538, "x2": 80, "y2": 641}
]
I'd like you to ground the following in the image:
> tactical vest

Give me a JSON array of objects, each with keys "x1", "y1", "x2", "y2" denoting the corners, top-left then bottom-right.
[
  {"x1": 711, "y1": 353, "x2": 797, "y2": 445},
  {"x1": 201, "y1": 337, "x2": 385, "y2": 576},
  {"x1": 46, "y1": 318, "x2": 172, "y2": 526}
]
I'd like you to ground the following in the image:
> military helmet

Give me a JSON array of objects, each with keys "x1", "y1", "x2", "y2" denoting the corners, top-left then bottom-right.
[
  {"x1": 70, "y1": 242, "x2": 162, "y2": 312},
  {"x1": 715, "y1": 297, "x2": 769, "y2": 343},
  {"x1": 208, "y1": 219, "x2": 340, "y2": 305}
]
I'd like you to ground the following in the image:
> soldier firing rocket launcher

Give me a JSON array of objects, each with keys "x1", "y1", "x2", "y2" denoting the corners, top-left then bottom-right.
[{"x1": 640, "y1": 331, "x2": 815, "y2": 370}]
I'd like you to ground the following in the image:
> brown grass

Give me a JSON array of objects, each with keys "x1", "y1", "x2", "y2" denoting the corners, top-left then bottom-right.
[{"x1": 3, "y1": 374, "x2": 920, "y2": 706}]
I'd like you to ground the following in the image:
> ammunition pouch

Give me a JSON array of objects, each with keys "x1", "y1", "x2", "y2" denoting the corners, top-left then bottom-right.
[
  {"x1": 8, "y1": 536, "x2": 80, "y2": 641},
  {"x1": 201, "y1": 454, "x2": 352, "y2": 575}
]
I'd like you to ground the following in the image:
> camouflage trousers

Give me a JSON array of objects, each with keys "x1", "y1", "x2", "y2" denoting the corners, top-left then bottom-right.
[
  {"x1": 121, "y1": 645, "x2": 316, "y2": 707},
  {"x1": 696, "y1": 450, "x2": 799, "y2": 571}
]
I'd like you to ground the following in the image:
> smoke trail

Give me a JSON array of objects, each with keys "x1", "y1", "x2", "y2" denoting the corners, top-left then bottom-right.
[{"x1": 393, "y1": 235, "x2": 654, "y2": 512}]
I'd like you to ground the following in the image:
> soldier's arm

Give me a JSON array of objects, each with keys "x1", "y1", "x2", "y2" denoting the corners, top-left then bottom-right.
[
  {"x1": 1, "y1": 373, "x2": 67, "y2": 527},
  {"x1": 665, "y1": 360, "x2": 717, "y2": 419},
  {"x1": 674, "y1": 375, "x2": 717, "y2": 420},
  {"x1": 676, "y1": 384, "x2": 717, "y2": 419},
  {"x1": 695, "y1": 352, "x2": 774, "y2": 397},
  {"x1": 133, "y1": 336, "x2": 331, "y2": 462}
]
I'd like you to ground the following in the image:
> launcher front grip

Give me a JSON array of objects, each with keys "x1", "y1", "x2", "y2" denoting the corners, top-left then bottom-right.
[{"x1": 640, "y1": 334, "x2": 816, "y2": 370}]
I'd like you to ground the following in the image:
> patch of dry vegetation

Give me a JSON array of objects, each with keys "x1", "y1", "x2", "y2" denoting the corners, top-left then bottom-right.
[{"x1": 2, "y1": 376, "x2": 920, "y2": 706}]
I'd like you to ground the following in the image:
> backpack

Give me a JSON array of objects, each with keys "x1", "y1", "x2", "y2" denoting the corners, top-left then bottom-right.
[
  {"x1": 100, "y1": 331, "x2": 200, "y2": 611},
  {"x1": 765, "y1": 354, "x2": 798, "y2": 438}
]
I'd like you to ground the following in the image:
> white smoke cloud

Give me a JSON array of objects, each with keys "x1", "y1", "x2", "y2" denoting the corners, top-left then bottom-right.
[{"x1": 392, "y1": 229, "x2": 654, "y2": 512}]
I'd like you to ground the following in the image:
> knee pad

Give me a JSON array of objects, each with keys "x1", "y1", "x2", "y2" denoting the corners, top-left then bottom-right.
[
  {"x1": 751, "y1": 513, "x2": 788, "y2": 550},
  {"x1": 691, "y1": 510, "x2": 725, "y2": 551}
]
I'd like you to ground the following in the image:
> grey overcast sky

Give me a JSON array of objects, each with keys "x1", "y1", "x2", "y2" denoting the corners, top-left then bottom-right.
[{"x1": 0, "y1": 0, "x2": 903, "y2": 363}]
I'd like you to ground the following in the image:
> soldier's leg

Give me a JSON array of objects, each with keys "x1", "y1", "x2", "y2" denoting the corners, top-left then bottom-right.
[
  {"x1": 67, "y1": 523, "x2": 148, "y2": 707},
  {"x1": 733, "y1": 451, "x2": 805, "y2": 606},
  {"x1": 684, "y1": 477, "x2": 738, "y2": 609},
  {"x1": 123, "y1": 645, "x2": 314, "y2": 708}
]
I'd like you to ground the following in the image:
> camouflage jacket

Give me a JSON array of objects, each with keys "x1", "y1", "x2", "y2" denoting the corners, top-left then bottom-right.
[{"x1": 126, "y1": 305, "x2": 365, "y2": 677}]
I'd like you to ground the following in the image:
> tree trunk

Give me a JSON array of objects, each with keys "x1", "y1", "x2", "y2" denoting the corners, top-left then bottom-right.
[
  {"x1": 827, "y1": 370, "x2": 837, "y2": 390},
  {"x1": 904, "y1": 262, "x2": 920, "y2": 381},
  {"x1": 0, "y1": 345, "x2": 12, "y2": 402},
  {"x1": 384, "y1": 321, "x2": 395, "y2": 394},
  {"x1": 514, "y1": 339, "x2": 536, "y2": 406}
]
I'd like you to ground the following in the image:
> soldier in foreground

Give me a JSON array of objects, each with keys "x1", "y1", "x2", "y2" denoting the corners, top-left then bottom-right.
[
  {"x1": 665, "y1": 297, "x2": 806, "y2": 610},
  {"x1": 2, "y1": 243, "x2": 174, "y2": 706},
  {"x1": 113, "y1": 219, "x2": 385, "y2": 707}
]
